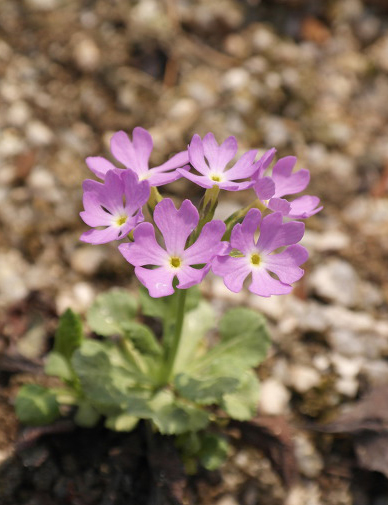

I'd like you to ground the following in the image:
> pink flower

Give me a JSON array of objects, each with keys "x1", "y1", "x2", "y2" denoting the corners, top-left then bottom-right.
[
  {"x1": 178, "y1": 133, "x2": 261, "y2": 191},
  {"x1": 80, "y1": 169, "x2": 149, "y2": 244},
  {"x1": 253, "y1": 155, "x2": 323, "y2": 218},
  {"x1": 118, "y1": 199, "x2": 226, "y2": 298},
  {"x1": 86, "y1": 127, "x2": 189, "y2": 187},
  {"x1": 212, "y1": 209, "x2": 308, "y2": 297}
]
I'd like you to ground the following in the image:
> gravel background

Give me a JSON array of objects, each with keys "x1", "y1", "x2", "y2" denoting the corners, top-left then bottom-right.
[{"x1": 1, "y1": 1, "x2": 388, "y2": 504}]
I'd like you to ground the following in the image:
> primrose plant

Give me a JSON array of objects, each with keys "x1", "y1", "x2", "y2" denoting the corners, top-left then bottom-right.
[{"x1": 16, "y1": 128, "x2": 321, "y2": 471}]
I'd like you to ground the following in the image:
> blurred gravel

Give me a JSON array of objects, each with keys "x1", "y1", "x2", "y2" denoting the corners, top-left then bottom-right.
[{"x1": 1, "y1": 0, "x2": 388, "y2": 504}]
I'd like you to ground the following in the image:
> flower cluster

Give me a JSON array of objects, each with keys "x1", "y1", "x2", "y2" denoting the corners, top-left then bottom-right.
[{"x1": 81, "y1": 128, "x2": 321, "y2": 297}]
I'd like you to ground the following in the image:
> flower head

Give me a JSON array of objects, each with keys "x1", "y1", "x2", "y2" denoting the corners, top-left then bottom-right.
[
  {"x1": 178, "y1": 133, "x2": 262, "y2": 191},
  {"x1": 118, "y1": 198, "x2": 226, "y2": 297},
  {"x1": 86, "y1": 127, "x2": 189, "y2": 187},
  {"x1": 80, "y1": 169, "x2": 149, "y2": 244},
  {"x1": 253, "y1": 155, "x2": 323, "y2": 218},
  {"x1": 212, "y1": 209, "x2": 308, "y2": 297}
]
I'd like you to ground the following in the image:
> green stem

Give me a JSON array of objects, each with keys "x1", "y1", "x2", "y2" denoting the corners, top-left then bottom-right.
[
  {"x1": 223, "y1": 198, "x2": 266, "y2": 241},
  {"x1": 162, "y1": 288, "x2": 187, "y2": 383}
]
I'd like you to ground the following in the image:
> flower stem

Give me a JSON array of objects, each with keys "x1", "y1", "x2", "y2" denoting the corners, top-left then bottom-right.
[
  {"x1": 223, "y1": 198, "x2": 266, "y2": 240},
  {"x1": 162, "y1": 288, "x2": 187, "y2": 383}
]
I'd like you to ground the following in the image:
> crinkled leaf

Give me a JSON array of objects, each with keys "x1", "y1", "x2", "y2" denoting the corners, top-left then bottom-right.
[
  {"x1": 15, "y1": 385, "x2": 61, "y2": 426},
  {"x1": 174, "y1": 373, "x2": 239, "y2": 405},
  {"x1": 174, "y1": 301, "x2": 215, "y2": 374},
  {"x1": 121, "y1": 321, "x2": 162, "y2": 357},
  {"x1": 44, "y1": 352, "x2": 74, "y2": 382},
  {"x1": 71, "y1": 340, "x2": 151, "y2": 414},
  {"x1": 105, "y1": 413, "x2": 139, "y2": 432},
  {"x1": 149, "y1": 390, "x2": 209, "y2": 435},
  {"x1": 222, "y1": 370, "x2": 260, "y2": 421},
  {"x1": 198, "y1": 433, "x2": 229, "y2": 471},
  {"x1": 188, "y1": 308, "x2": 270, "y2": 377},
  {"x1": 74, "y1": 401, "x2": 101, "y2": 427},
  {"x1": 54, "y1": 309, "x2": 83, "y2": 360},
  {"x1": 139, "y1": 285, "x2": 201, "y2": 321},
  {"x1": 87, "y1": 289, "x2": 138, "y2": 336}
]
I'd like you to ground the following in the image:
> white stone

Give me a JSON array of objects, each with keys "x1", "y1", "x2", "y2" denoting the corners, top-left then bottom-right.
[
  {"x1": 335, "y1": 377, "x2": 359, "y2": 397},
  {"x1": 222, "y1": 68, "x2": 250, "y2": 91},
  {"x1": 26, "y1": 120, "x2": 54, "y2": 146},
  {"x1": 70, "y1": 247, "x2": 105, "y2": 276},
  {"x1": 289, "y1": 365, "x2": 321, "y2": 393},
  {"x1": 6, "y1": 100, "x2": 31, "y2": 126},
  {"x1": 309, "y1": 258, "x2": 359, "y2": 307},
  {"x1": 27, "y1": 166, "x2": 56, "y2": 190},
  {"x1": 56, "y1": 282, "x2": 95, "y2": 314},
  {"x1": 73, "y1": 37, "x2": 100, "y2": 71},
  {"x1": 215, "y1": 495, "x2": 239, "y2": 505},
  {"x1": 259, "y1": 378, "x2": 290, "y2": 415},
  {"x1": 294, "y1": 433, "x2": 324, "y2": 478},
  {"x1": 331, "y1": 353, "x2": 363, "y2": 378}
]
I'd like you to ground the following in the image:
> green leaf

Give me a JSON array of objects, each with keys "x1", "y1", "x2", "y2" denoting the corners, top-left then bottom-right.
[
  {"x1": 175, "y1": 308, "x2": 269, "y2": 406},
  {"x1": 87, "y1": 289, "x2": 138, "y2": 337},
  {"x1": 54, "y1": 309, "x2": 83, "y2": 360},
  {"x1": 74, "y1": 401, "x2": 101, "y2": 427},
  {"x1": 149, "y1": 390, "x2": 209, "y2": 435},
  {"x1": 71, "y1": 340, "x2": 151, "y2": 414},
  {"x1": 121, "y1": 321, "x2": 162, "y2": 357},
  {"x1": 15, "y1": 385, "x2": 61, "y2": 426},
  {"x1": 198, "y1": 433, "x2": 229, "y2": 471},
  {"x1": 44, "y1": 352, "x2": 73, "y2": 381},
  {"x1": 173, "y1": 301, "x2": 215, "y2": 373},
  {"x1": 139, "y1": 285, "x2": 201, "y2": 321},
  {"x1": 189, "y1": 307, "x2": 271, "y2": 377},
  {"x1": 105, "y1": 413, "x2": 139, "y2": 432},
  {"x1": 174, "y1": 373, "x2": 239, "y2": 405},
  {"x1": 221, "y1": 371, "x2": 260, "y2": 421}
]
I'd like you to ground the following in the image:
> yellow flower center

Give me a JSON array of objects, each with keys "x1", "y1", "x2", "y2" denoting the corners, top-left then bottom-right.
[
  {"x1": 250, "y1": 253, "x2": 261, "y2": 266},
  {"x1": 116, "y1": 215, "x2": 128, "y2": 226},
  {"x1": 210, "y1": 174, "x2": 221, "y2": 182},
  {"x1": 170, "y1": 256, "x2": 182, "y2": 268}
]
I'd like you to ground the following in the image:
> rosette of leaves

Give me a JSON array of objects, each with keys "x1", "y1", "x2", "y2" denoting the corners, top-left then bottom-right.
[{"x1": 15, "y1": 288, "x2": 270, "y2": 470}]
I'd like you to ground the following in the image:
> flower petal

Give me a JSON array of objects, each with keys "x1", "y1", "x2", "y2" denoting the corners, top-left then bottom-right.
[
  {"x1": 80, "y1": 192, "x2": 115, "y2": 227},
  {"x1": 256, "y1": 212, "x2": 305, "y2": 254},
  {"x1": 215, "y1": 135, "x2": 238, "y2": 170},
  {"x1": 176, "y1": 265, "x2": 209, "y2": 289},
  {"x1": 118, "y1": 222, "x2": 168, "y2": 266},
  {"x1": 154, "y1": 199, "x2": 199, "y2": 255},
  {"x1": 219, "y1": 180, "x2": 254, "y2": 191},
  {"x1": 224, "y1": 150, "x2": 258, "y2": 180},
  {"x1": 264, "y1": 244, "x2": 308, "y2": 284},
  {"x1": 85, "y1": 156, "x2": 117, "y2": 180},
  {"x1": 121, "y1": 169, "x2": 150, "y2": 215},
  {"x1": 288, "y1": 195, "x2": 323, "y2": 219},
  {"x1": 176, "y1": 169, "x2": 213, "y2": 189},
  {"x1": 183, "y1": 220, "x2": 226, "y2": 265},
  {"x1": 188, "y1": 134, "x2": 210, "y2": 175},
  {"x1": 152, "y1": 150, "x2": 189, "y2": 173},
  {"x1": 135, "y1": 266, "x2": 175, "y2": 298},
  {"x1": 267, "y1": 197, "x2": 291, "y2": 215},
  {"x1": 132, "y1": 127, "x2": 153, "y2": 173},
  {"x1": 254, "y1": 148, "x2": 277, "y2": 178},
  {"x1": 230, "y1": 209, "x2": 262, "y2": 253},
  {"x1": 148, "y1": 166, "x2": 189, "y2": 186},
  {"x1": 272, "y1": 156, "x2": 297, "y2": 178},
  {"x1": 273, "y1": 168, "x2": 310, "y2": 197},
  {"x1": 80, "y1": 226, "x2": 121, "y2": 245},
  {"x1": 212, "y1": 256, "x2": 251, "y2": 293},
  {"x1": 254, "y1": 176, "x2": 275, "y2": 200},
  {"x1": 249, "y1": 269, "x2": 292, "y2": 297},
  {"x1": 203, "y1": 133, "x2": 238, "y2": 171},
  {"x1": 110, "y1": 130, "x2": 137, "y2": 169}
]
